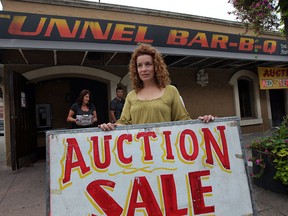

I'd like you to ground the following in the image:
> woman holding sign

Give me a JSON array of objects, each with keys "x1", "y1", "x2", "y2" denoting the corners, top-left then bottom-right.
[
  {"x1": 99, "y1": 43, "x2": 214, "y2": 131},
  {"x1": 67, "y1": 89, "x2": 98, "y2": 128}
]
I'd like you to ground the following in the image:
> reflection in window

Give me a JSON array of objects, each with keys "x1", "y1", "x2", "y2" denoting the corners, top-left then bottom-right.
[{"x1": 238, "y1": 77, "x2": 255, "y2": 118}]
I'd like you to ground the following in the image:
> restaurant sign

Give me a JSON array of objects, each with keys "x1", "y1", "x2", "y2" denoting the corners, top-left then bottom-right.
[
  {"x1": 47, "y1": 117, "x2": 254, "y2": 215},
  {"x1": 0, "y1": 11, "x2": 287, "y2": 57},
  {"x1": 258, "y1": 67, "x2": 288, "y2": 89}
]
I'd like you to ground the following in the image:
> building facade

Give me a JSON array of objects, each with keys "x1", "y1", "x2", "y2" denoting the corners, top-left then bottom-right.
[{"x1": 0, "y1": 0, "x2": 287, "y2": 169}]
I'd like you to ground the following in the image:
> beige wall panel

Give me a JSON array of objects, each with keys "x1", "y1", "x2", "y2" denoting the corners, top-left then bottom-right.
[
  {"x1": 169, "y1": 68, "x2": 235, "y2": 119},
  {"x1": 2, "y1": 0, "x2": 283, "y2": 137}
]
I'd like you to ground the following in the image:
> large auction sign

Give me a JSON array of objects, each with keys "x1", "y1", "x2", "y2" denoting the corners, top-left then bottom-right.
[{"x1": 47, "y1": 117, "x2": 254, "y2": 215}]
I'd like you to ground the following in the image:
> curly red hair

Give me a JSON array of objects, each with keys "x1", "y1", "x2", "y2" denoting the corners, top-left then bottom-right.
[{"x1": 129, "y1": 43, "x2": 171, "y2": 92}]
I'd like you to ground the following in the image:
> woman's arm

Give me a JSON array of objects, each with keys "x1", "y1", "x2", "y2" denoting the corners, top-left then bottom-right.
[
  {"x1": 92, "y1": 110, "x2": 98, "y2": 123},
  {"x1": 170, "y1": 86, "x2": 191, "y2": 121},
  {"x1": 67, "y1": 110, "x2": 77, "y2": 123}
]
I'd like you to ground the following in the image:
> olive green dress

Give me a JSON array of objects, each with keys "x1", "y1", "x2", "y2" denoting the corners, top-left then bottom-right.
[{"x1": 117, "y1": 85, "x2": 190, "y2": 125}]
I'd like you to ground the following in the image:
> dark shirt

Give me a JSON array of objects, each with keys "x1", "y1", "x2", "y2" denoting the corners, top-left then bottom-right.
[
  {"x1": 110, "y1": 98, "x2": 125, "y2": 121},
  {"x1": 70, "y1": 103, "x2": 96, "y2": 128}
]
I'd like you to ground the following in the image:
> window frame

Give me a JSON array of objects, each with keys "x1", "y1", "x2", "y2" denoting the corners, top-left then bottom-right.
[{"x1": 229, "y1": 70, "x2": 263, "y2": 126}]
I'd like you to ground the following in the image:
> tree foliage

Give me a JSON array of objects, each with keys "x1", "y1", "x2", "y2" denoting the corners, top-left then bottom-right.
[{"x1": 229, "y1": 0, "x2": 288, "y2": 40}]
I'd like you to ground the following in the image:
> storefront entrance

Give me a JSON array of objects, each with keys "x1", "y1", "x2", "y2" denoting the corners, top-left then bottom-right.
[
  {"x1": 34, "y1": 77, "x2": 109, "y2": 159},
  {"x1": 8, "y1": 72, "x2": 109, "y2": 169},
  {"x1": 270, "y1": 89, "x2": 286, "y2": 126},
  {"x1": 7, "y1": 71, "x2": 36, "y2": 170}
]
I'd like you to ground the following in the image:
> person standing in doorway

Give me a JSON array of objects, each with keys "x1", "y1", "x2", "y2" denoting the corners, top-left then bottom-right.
[
  {"x1": 110, "y1": 86, "x2": 125, "y2": 123},
  {"x1": 67, "y1": 89, "x2": 97, "y2": 128}
]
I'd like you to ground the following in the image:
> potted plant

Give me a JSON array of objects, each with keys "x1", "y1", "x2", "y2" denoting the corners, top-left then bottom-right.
[{"x1": 247, "y1": 116, "x2": 288, "y2": 195}]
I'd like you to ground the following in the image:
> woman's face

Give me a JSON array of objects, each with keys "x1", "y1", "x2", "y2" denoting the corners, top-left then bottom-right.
[
  {"x1": 136, "y1": 55, "x2": 155, "y2": 83},
  {"x1": 83, "y1": 94, "x2": 90, "y2": 104}
]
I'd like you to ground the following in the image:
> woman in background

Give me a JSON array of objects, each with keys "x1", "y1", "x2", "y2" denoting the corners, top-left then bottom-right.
[
  {"x1": 99, "y1": 43, "x2": 214, "y2": 131},
  {"x1": 67, "y1": 89, "x2": 97, "y2": 128}
]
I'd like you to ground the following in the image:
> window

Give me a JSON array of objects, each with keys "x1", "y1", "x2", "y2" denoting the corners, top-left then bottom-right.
[
  {"x1": 229, "y1": 70, "x2": 262, "y2": 126},
  {"x1": 238, "y1": 77, "x2": 255, "y2": 118}
]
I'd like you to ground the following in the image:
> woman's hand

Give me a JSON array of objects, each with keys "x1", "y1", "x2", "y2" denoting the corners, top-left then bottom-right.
[
  {"x1": 92, "y1": 117, "x2": 98, "y2": 124},
  {"x1": 198, "y1": 115, "x2": 216, "y2": 123},
  {"x1": 98, "y1": 122, "x2": 117, "y2": 131},
  {"x1": 75, "y1": 119, "x2": 80, "y2": 125}
]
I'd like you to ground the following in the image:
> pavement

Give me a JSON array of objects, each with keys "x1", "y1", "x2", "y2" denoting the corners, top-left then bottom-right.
[
  {"x1": 0, "y1": 132, "x2": 287, "y2": 216},
  {"x1": 0, "y1": 136, "x2": 5, "y2": 162},
  {"x1": 241, "y1": 132, "x2": 288, "y2": 216},
  {"x1": 0, "y1": 160, "x2": 45, "y2": 216}
]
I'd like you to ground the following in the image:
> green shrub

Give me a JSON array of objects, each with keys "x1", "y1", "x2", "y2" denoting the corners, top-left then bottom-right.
[{"x1": 248, "y1": 116, "x2": 288, "y2": 185}]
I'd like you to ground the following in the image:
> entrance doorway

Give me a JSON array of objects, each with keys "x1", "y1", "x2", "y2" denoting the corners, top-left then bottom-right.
[
  {"x1": 269, "y1": 89, "x2": 286, "y2": 126},
  {"x1": 35, "y1": 77, "x2": 109, "y2": 159}
]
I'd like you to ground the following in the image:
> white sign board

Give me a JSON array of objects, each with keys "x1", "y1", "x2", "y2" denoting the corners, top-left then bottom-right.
[{"x1": 47, "y1": 117, "x2": 254, "y2": 215}]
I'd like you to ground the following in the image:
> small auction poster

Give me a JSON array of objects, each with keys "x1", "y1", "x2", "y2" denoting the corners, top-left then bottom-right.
[{"x1": 258, "y1": 67, "x2": 288, "y2": 89}]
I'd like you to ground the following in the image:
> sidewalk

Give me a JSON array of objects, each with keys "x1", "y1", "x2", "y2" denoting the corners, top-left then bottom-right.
[
  {"x1": 252, "y1": 184, "x2": 288, "y2": 216},
  {"x1": 0, "y1": 133, "x2": 287, "y2": 216},
  {"x1": 242, "y1": 132, "x2": 288, "y2": 216},
  {"x1": 0, "y1": 160, "x2": 45, "y2": 216}
]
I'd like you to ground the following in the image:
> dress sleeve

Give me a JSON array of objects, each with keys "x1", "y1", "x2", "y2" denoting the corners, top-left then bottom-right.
[
  {"x1": 70, "y1": 103, "x2": 79, "y2": 113},
  {"x1": 116, "y1": 92, "x2": 133, "y2": 125},
  {"x1": 90, "y1": 103, "x2": 96, "y2": 112},
  {"x1": 169, "y1": 86, "x2": 191, "y2": 121}
]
